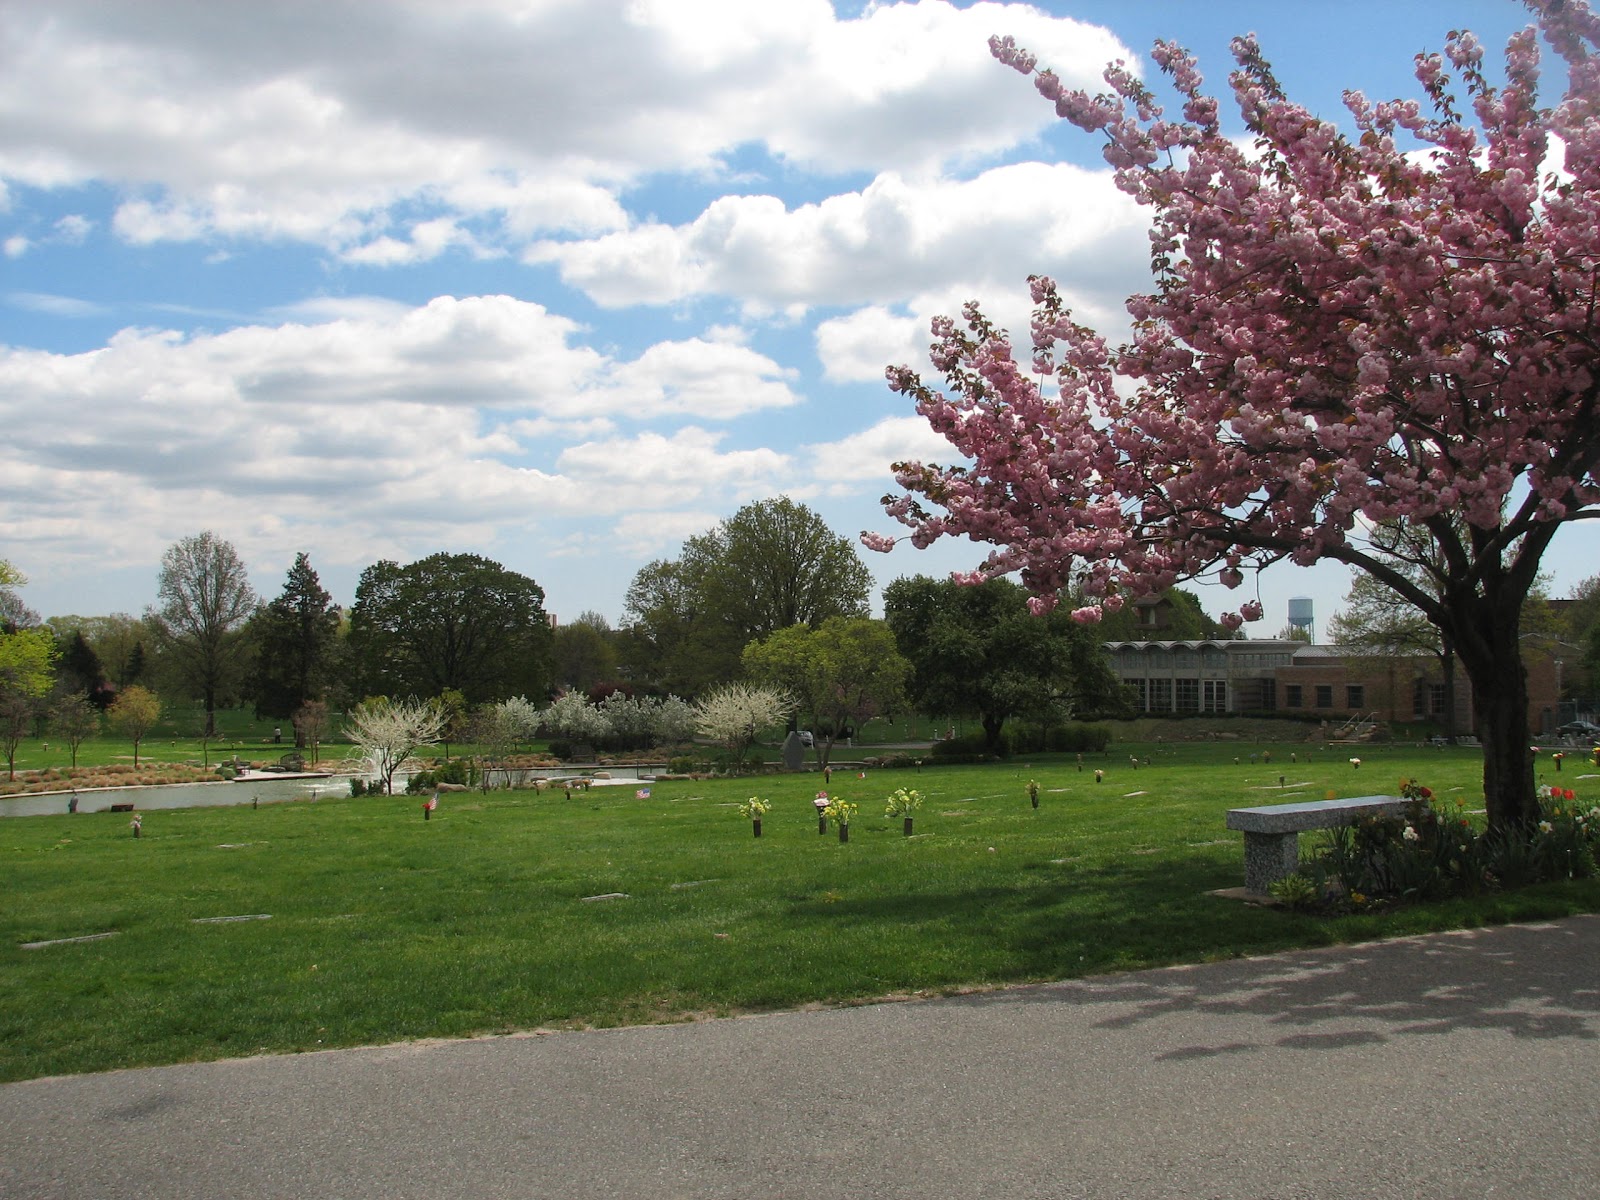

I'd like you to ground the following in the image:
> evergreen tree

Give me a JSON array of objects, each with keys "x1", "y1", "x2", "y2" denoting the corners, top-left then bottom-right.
[{"x1": 251, "y1": 552, "x2": 342, "y2": 730}]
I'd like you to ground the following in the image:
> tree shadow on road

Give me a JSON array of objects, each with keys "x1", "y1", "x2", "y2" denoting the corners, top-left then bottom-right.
[{"x1": 945, "y1": 914, "x2": 1600, "y2": 1056}]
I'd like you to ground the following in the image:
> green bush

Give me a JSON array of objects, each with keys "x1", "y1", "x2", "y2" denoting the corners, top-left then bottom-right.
[
  {"x1": 435, "y1": 758, "x2": 470, "y2": 786},
  {"x1": 1307, "y1": 782, "x2": 1600, "y2": 908},
  {"x1": 931, "y1": 734, "x2": 991, "y2": 758}
]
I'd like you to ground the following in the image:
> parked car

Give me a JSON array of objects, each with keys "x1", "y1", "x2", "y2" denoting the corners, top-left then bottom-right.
[
  {"x1": 1557, "y1": 720, "x2": 1600, "y2": 740},
  {"x1": 798, "y1": 730, "x2": 814, "y2": 747}
]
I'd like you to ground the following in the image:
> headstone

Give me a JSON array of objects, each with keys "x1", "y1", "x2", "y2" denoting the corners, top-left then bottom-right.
[{"x1": 782, "y1": 731, "x2": 805, "y2": 772}]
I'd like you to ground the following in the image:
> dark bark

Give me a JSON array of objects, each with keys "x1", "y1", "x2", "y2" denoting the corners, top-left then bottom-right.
[{"x1": 1449, "y1": 604, "x2": 1538, "y2": 831}]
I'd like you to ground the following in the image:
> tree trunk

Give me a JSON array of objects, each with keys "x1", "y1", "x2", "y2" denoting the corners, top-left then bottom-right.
[
  {"x1": 1440, "y1": 637, "x2": 1459, "y2": 744},
  {"x1": 981, "y1": 713, "x2": 1004, "y2": 754},
  {"x1": 1458, "y1": 629, "x2": 1538, "y2": 832}
]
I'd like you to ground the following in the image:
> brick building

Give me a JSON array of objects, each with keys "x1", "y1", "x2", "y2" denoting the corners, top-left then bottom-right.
[{"x1": 1102, "y1": 636, "x2": 1568, "y2": 734}]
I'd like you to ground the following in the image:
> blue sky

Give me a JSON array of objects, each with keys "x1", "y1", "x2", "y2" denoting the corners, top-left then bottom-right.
[{"x1": 3, "y1": 0, "x2": 1592, "y2": 636}]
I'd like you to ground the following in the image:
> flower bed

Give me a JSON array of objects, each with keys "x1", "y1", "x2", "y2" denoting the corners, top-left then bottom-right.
[{"x1": 1270, "y1": 779, "x2": 1599, "y2": 912}]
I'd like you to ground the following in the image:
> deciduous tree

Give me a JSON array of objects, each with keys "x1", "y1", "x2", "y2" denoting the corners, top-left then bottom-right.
[
  {"x1": 743, "y1": 617, "x2": 909, "y2": 767},
  {"x1": 551, "y1": 615, "x2": 619, "y2": 693},
  {"x1": 107, "y1": 685, "x2": 161, "y2": 768},
  {"x1": 0, "y1": 560, "x2": 39, "y2": 633},
  {"x1": 149, "y1": 532, "x2": 257, "y2": 736},
  {"x1": 874, "y1": 4, "x2": 1600, "y2": 829},
  {"x1": 349, "y1": 553, "x2": 552, "y2": 704},
  {"x1": 292, "y1": 699, "x2": 330, "y2": 764},
  {"x1": 49, "y1": 693, "x2": 99, "y2": 769},
  {"x1": 0, "y1": 626, "x2": 55, "y2": 779},
  {"x1": 345, "y1": 696, "x2": 445, "y2": 795},
  {"x1": 883, "y1": 577, "x2": 1123, "y2": 753},
  {"x1": 694, "y1": 682, "x2": 795, "y2": 767},
  {"x1": 624, "y1": 498, "x2": 874, "y2": 694}
]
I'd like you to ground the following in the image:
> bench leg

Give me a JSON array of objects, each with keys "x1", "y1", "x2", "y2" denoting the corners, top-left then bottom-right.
[{"x1": 1242, "y1": 831, "x2": 1299, "y2": 893}]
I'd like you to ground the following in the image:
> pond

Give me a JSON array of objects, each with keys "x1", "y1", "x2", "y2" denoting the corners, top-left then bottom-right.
[
  {"x1": 0, "y1": 774, "x2": 356, "y2": 819},
  {"x1": 0, "y1": 763, "x2": 668, "y2": 818}
]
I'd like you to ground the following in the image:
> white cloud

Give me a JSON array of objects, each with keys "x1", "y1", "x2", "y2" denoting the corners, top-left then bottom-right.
[
  {"x1": 556, "y1": 428, "x2": 791, "y2": 510},
  {"x1": 804, "y1": 415, "x2": 959, "y2": 486},
  {"x1": 6, "y1": 291, "x2": 108, "y2": 317},
  {"x1": 0, "y1": 1, "x2": 1131, "y2": 258},
  {"x1": 53, "y1": 214, "x2": 92, "y2": 242},
  {"x1": 815, "y1": 305, "x2": 924, "y2": 383},
  {"x1": 531, "y1": 162, "x2": 1146, "y2": 315},
  {"x1": 0, "y1": 297, "x2": 813, "y2": 585},
  {"x1": 600, "y1": 332, "x2": 802, "y2": 419},
  {"x1": 4, "y1": 235, "x2": 28, "y2": 258},
  {"x1": 611, "y1": 510, "x2": 722, "y2": 558}
]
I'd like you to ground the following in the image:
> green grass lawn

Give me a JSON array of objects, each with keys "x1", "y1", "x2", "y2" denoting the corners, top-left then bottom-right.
[{"x1": 4, "y1": 743, "x2": 1598, "y2": 1083}]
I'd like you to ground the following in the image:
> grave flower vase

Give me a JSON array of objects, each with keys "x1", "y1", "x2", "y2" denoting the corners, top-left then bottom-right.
[
  {"x1": 903, "y1": 816, "x2": 914, "y2": 837},
  {"x1": 838, "y1": 822, "x2": 849, "y2": 844},
  {"x1": 752, "y1": 818, "x2": 762, "y2": 838},
  {"x1": 818, "y1": 815, "x2": 827, "y2": 835}
]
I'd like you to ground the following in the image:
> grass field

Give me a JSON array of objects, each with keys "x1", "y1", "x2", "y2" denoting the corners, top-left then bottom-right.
[{"x1": 4, "y1": 742, "x2": 1598, "y2": 1084}]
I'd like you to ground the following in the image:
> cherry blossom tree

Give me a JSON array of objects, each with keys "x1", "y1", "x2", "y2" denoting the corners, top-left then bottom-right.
[{"x1": 872, "y1": 1, "x2": 1600, "y2": 831}]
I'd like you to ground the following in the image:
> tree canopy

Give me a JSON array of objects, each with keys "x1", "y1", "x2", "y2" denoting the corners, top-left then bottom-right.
[
  {"x1": 624, "y1": 497, "x2": 874, "y2": 694},
  {"x1": 250, "y1": 552, "x2": 343, "y2": 724},
  {"x1": 884, "y1": 576, "x2": 1126, "y2": 753},
  {"x1": 743, "y1": 617, "x2": 909, "y2": 767},
  {"x1": 873, "y1": 3, "x2": 1600, "y2": 828},
  {"x1": 349, "y1": 552, "x2": 553, "y2": 704},
  {"x1": 148, "y1": 532, "x2": 257, "y2": 736}
]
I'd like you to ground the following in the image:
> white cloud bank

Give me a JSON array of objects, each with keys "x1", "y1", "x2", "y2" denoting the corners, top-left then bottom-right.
[
  {"x1": 0, "y1": 0, "x2": 1131, "y2": 261},
  {"x1": 0, "y1": 297, "x2": 809, "y2": 576}
]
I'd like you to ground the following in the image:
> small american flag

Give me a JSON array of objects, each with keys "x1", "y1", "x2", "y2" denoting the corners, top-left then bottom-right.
[
  {"x1": 635, "y1": 788, "x2": 652, "y2": 799},
  {"x1": 426, "y1": 793, "x2": 439, "y2": 811}
]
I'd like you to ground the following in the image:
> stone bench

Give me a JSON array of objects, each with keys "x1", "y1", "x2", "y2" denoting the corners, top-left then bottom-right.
[{"x1": 1226, "y1": 795, "x2": 1410, "y2": 893}]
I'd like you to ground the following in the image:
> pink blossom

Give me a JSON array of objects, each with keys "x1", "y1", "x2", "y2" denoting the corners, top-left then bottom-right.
[{"x1": 879, "y1": 3, "x2": 1600, "y2": 834}]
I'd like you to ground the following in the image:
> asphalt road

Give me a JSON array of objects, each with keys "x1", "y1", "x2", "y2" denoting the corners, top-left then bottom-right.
[{"x1": 4, "y1": 915, "x2": 1598, "y2": 1199}]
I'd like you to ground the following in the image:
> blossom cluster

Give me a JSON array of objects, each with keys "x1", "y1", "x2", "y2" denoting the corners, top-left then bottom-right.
[{"x1": 874, "y1": 2, "x2": 1600, "y2": 638}]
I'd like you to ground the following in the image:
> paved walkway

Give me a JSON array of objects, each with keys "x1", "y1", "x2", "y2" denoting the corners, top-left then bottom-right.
[{"x1": 4, "y1": 915, "x2": 1598, "y2": 1199}]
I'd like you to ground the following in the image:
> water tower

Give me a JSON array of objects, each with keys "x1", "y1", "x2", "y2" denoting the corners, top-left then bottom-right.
[{"x1": 1287, "y1": 596, "x2": 1315, "y2": 643}]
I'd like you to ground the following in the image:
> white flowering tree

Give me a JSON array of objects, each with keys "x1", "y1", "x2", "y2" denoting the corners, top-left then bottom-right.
[
  {"x1": 541, "y1": 690, "x2": 610, "y2": 745},
  {"x1": 471, "y1": 695, "x2": 541, "y2": 766},
  {"x1": 346, "y1": 696, "x2": 446, "y2": 795},
  {"x1": 653, "y1": 694, "x2": 699, "y2": 747},
  {"x1": 694, "y1": 683, "x2": 795, "y2": 767},
  {"x1": 598, "y1": 691, "x2": 656, "y2": 749}
]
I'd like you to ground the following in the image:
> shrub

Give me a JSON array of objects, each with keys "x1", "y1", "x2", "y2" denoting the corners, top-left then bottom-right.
[
  {"x1": 931, "y1": 734, "x2": 990, "y2": 758},
  {"x1": 1308, "y1": 780, "x2": 1598, "y2": 908},
  {"x1": 435, "y1": 758, "x2": 470, "y2": 786}
]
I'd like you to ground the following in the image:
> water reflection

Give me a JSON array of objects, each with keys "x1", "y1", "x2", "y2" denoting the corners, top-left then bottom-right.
[
  {"x1": 1, "y1": 763, "x2": 664, "y2": 818},
  {"x1": 0, "y1": 774, "x2": 355, "y2": 818}
]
